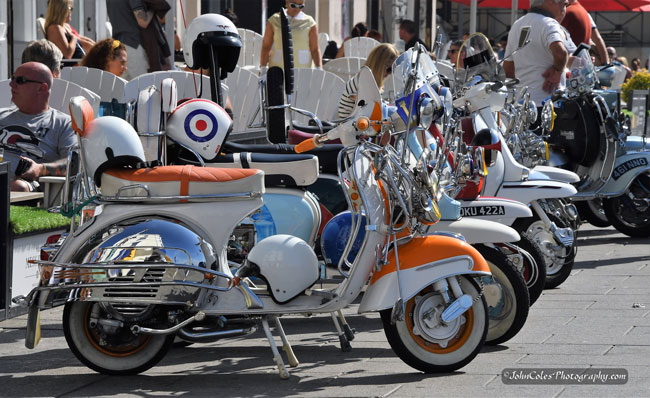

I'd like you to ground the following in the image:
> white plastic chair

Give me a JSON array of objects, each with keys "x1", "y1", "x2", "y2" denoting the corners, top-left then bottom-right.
[
  {"x1": 343, "y1": 37, "x2": 380, "y2": 59},
  {"x1": 319, "y1": 32, "x2": 330, "y2": 58},
  {"x1": 224, "y1": 66, "x2": 263, "y2": 135},
  {"x1": 291, "y1": 68, "x2": 346, "y2": 124},
  {"x1": 60, "y1": 66, "x2": 127, "y2": 102},
  {"x1": 323, "y1": 57, "x2": 365, "y2": 83},
  {"x1": 0, "y1": 78, "x2": 100, "y2": 116},
  {"x1": 36, "y1": 17, "x2": 46, "y2": 39},
  {"x1": 122, "y1": 71, "x2": 212, "y2": 103},
  {"x1": 237, "y1": 28, "x2": 263, "y2": 72}
]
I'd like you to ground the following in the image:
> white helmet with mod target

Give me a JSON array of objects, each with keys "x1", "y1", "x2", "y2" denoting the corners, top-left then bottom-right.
[
  {"x1": 166, "y1": 99, "x2": 232, "y2": 161},
  {"x1": 81, "y1": 116, "x2": 146, "y2": 186},
  {"x1": 183, "y1": 14, "x2": 241, "y2": 73}
]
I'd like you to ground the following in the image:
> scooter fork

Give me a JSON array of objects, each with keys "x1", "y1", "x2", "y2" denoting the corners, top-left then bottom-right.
[{"x1": 530, "y1": 200, "x2": 574, "y2": 248}]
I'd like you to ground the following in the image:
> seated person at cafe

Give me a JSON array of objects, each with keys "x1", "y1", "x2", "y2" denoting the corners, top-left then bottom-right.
[{"x1": 0, "y1": 62, "x2": 76, "y2": 192}]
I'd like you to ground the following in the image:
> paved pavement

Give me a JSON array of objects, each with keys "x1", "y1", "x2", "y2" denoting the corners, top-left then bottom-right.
[{"x1": 1, "y1": 224, "x2": 649, "y2": 397}]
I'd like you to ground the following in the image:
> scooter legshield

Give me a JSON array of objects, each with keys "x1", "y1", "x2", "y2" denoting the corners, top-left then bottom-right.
[
  {"x1": 358, "y1": 235, "x2": 490, "y2": 313},
  {"x1": 599, "y1": 151, "x2": 650, "y2": 197}
]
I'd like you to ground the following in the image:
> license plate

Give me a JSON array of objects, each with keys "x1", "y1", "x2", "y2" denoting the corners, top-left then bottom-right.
[{"x1": 460, "y1": 205, "x2": 506, "y2": 217}]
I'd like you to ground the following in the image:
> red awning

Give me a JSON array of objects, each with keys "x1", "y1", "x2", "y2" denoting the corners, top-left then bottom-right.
[{"x1": 452, "y1": 0, "x2": 650, "y2": 11}]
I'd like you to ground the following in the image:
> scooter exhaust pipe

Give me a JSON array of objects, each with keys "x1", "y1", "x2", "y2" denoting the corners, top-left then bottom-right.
[
  {"x1": 176, "y1": 324, "x2": 258, "y2": 342},
  {"x1": 131, "y1": 311, "x2": 206, "y2": 335}
]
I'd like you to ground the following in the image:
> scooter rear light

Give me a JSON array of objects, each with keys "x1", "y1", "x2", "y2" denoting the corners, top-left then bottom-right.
[{"x1": 40, "y1": 234, "x2": 63, "y2": 261}]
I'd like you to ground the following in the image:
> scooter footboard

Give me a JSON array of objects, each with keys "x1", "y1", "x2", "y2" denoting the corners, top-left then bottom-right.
[
  {"x1": 20, "y1": 261, "x2": 233, "y2": 310},
  {"x1": 358, "y1": 236, "x2": 490, "y2": 313}
]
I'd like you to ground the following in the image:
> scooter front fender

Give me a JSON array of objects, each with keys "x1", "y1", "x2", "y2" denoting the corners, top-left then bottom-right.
[
  {"x1": 358, "y1": 236, "x2": 490, "y2": 313},
  {"x1": 530, "y1": 166, "x2": 581, "y2": 184},
  {"x1": 498, "y1": 179, "x2": 578, "y2": 203},
  {"x1": 599, "y1": 151, "x2": 650, "y2": 197},
  {"x1": 425, "y1": 218, "x2": 520, "y2": 244}
]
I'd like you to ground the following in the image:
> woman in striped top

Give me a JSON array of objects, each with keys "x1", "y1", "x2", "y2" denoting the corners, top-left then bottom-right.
[{"x1": 336, "y1": 43, "x2": 399, "y2": 119}]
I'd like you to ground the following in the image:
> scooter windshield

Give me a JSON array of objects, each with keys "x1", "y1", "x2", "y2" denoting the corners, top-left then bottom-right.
[
  {"x1": 391, "y1": 45, "x2": 441, "y2": 101},
  {"x1": 457, "y1": 33, "x2": 504, "y2": 84},
  {"x1": 567, "y1": 46, "x2": 596, "y2": 97}
]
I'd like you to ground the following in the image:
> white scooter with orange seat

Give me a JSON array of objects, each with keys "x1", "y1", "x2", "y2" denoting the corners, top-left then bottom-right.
[{"x1": 16, "y1": 64, "x2": 492, "y2": 378}]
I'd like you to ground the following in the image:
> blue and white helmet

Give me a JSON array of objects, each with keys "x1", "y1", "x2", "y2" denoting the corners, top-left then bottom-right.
[{"x1": 166, "y1": 99, "x2": 232, "y2": 161}]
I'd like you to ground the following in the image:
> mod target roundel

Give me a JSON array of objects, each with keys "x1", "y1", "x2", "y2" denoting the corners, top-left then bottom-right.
[{"x1": 184, "y1": 109, "x2": 219, "y2": 142}]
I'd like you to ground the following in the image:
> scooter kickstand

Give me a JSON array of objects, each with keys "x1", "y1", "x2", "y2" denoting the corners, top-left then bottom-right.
[
  {"x1": 331, "y1": 312, "x2": 351, "y2": 352},
  {"x1": 337, "y1": 310, "x2": 355, "y2": 341},
  {"x1": 272, "y1": 316, "x2": 299, "y2": 367},
  {"x1": 261, "y1": 316, "x2": 290, "y2": 379}
]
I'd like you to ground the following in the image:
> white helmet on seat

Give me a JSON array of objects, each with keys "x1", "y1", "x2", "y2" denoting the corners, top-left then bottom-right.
[
  {"x1": 81, "y1": 116, "x2": 146, "y2": 186},
  {"x1": 183, "y1": 14, "x2": 241, "y2": 73}
]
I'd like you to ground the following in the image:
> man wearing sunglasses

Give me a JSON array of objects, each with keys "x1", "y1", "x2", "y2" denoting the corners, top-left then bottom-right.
[
  {"x1": 0, "y1": 62, "x2": 75, "y2": 192},
  {"x1": 260, "y1": 0, "x2": 322, "y2": 72}
]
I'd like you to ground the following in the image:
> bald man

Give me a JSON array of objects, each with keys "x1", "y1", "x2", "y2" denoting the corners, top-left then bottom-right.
[{"x1": 0, "y1": 62, "x2": 76, "y2": 191}]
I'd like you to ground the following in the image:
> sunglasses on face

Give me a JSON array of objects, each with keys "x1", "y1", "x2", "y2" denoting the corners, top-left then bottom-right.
[
  {"x1": 11, "y1": 75, "x2": 44, "y2": 85},
  {"x1": 449, "y1": 48, "x2": 458, "y2": 53},
  {"x1": 289, "y1": 2, "x2": 305, "y2": 9}
]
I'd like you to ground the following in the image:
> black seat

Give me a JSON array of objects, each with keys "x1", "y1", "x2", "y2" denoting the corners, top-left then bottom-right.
[{"x1": 222, "y1": 142, "x2": 343, "y2": 175}]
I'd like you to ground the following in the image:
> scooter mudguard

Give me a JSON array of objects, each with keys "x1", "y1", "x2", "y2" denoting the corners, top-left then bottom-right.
[
  {"x1": 497, "y1": 179, "x2": 578, "y2": 204},
  {"x1": 358, "y1": 235, "x2": 490, "y2": 313},
  {"x1": 530, "y1": 165, "x2": 581, "y2": 183},
  {"x1": 599, "y1": 151, "x2": 650, "y2": 197},
  {"x1": 459, "y1": 197, "x2": 532, "y2": 225},
  {"x1": 424, "y1": 217, "x2": 520, "y2": 244}
]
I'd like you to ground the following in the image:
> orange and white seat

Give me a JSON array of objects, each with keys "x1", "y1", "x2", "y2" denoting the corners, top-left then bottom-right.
[
  {"x1": 68, "y1": 96, "x2": 265, "y2": 201},
  {"x1": 100, "y1": 165, "x2": 264, "y2": 199}
]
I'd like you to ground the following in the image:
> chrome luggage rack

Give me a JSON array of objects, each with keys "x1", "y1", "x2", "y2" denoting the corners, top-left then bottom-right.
[
  {"x1": 98, "y1": 183, "x2": 264, "y2": 203},
  {"x1": 17, "y1": 257, "x2": 235, "y2": 309}
]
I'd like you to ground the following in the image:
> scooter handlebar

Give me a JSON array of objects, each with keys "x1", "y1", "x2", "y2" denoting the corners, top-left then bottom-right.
[{"x1": 295, "y1": 135, "x2": 321, "y2": 153}]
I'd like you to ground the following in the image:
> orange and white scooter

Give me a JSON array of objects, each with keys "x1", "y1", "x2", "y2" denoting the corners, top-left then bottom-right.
[{"x1": 17, "y1": 64, "x2": 492, "y2": 378}]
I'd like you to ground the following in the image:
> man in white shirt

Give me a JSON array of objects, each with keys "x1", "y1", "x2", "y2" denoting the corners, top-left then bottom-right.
[{"x1": 503, "y1": 0, "x2": 576, "y2": 108}]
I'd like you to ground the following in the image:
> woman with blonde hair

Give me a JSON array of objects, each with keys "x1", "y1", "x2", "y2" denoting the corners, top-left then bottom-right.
[
  {"x1": 45, "y1": 0, "x2": 94, "y2": 60},
  {"x1": 81, "y1": 39, "x2": 128, "y2": 77},
  {"x1": 337, "y1": 43, "x2": 399, "y2": 119}
]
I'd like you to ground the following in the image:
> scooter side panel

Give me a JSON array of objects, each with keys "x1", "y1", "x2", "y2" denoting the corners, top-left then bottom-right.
[
  {"x1": 624, "y1": 136, "x2": 650, "y2": 153},
  {"x1": 262, "y1": 189, "x2": 320, "y2": 245},
  {"x1": 54, "y1": 201, "x2": 262, "y2": 272},
  {"x1": 359, "y1": 236, "x2": 490, "y2": 313},
  {"x1": 599, "y1": 151, "x2": 650, "y2": 197}
]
